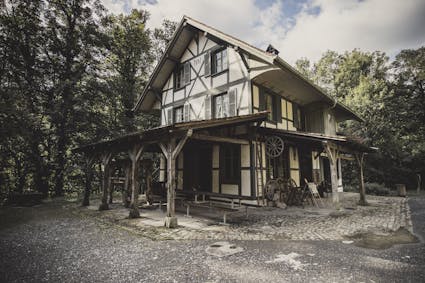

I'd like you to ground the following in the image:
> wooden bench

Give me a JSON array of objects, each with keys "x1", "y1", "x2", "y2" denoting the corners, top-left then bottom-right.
[
  {"x1": 177, "y1": 190, "x2": 254, "y2": 224},
  {"x1": 177, "y1": 190, "x2": 256, "y2": 208}
]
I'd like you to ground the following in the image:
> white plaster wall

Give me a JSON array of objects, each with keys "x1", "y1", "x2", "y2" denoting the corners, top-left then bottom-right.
[
  {"x1": 241, "y1": 170, "x2": 251, "y2": 196},
  {"x1": 159, "y1": 31, "x2": 251, "y2": 126},
  {"x1": 241, "y1": 144, "x2": 250, "y2": 167},
  {"x1": 212, "y1": 170, "x2": 219, "y2": 193},
  {"x1": 228, "y1": 49, "x2": 248, "y2": 82},
  {"x1": 211, "y1": 72, "x2": 227, "y2": 88},
  {"x1": 221, "y1": 184, "x2": 238, "y2": 195}
]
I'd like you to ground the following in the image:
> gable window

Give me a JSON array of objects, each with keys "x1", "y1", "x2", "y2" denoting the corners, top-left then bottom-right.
[
  {"x1": 220, "y1": 144, "x2": 240, "y2": 184},
  {"x1": 212, "y1": 48, "x2": 228, "y2": 74},
  {"x1": 173, "y1": 106, "x2": 184, "y2": 123},
  {"x1": 174, "y1": 62, "x2": 190, "y2": 89}
]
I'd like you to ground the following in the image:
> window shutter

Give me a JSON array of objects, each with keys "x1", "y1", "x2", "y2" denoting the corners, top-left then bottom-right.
[
  {"x1": 184, "y1": 62, "x2": 190, "y2": 85},
  {"x1": 293, "y1": 104, "x2": 300, "y2": 129},
  {"x1": 228, "y1": 88, "x2": 237, "y2": 116},
  {"x1": 183, "y1": 104, "x2": 190, "y2": 122},
  {"x1": 204, "y1": 51, "x2": 211, "y2": 76},
  {"x1": 205, "y1": 96, "x2": 211, "y2": 119},
  {"x1": 222, "y1": 49, "x2": 228, "y2": 70},
  {"x1": 167, "y1": 109, "x2": 173, "y2": 125},
  {"x1": 276, "y1": 96, "x2": 282, "y2": 123}
]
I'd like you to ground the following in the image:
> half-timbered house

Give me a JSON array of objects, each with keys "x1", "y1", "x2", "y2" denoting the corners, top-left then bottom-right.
[{"x1": 76, "y1": 16, "x2": 373, "y2": 228}]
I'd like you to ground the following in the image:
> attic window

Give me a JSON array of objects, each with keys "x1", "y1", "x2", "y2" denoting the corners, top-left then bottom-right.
[
  {"x1": 212, "y1": 48, "x2": 228, "y2": 74},
  {"x1": 175, "y1": 62, "x2": 190, "y2": 89}
]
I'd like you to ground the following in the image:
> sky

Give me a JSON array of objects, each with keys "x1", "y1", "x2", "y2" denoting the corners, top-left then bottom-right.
[{"x1": 101, "y1": 0, "x2": 425, "y2": 64}]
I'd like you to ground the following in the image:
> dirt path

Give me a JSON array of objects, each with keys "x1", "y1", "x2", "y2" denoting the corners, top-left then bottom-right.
[{"x1": 1, "y1": 197, "x2": 424, "y2": 282}]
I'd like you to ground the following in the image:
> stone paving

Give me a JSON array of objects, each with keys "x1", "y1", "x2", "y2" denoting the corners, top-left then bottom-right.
[{"x1": 74, "y1": 193, "x2": 412, "y2": 241}]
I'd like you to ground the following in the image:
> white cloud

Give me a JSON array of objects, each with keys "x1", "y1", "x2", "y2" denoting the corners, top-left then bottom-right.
[
  {"x1": 100, "y1": 0, "x2": 425, "y2": 64},
  {"x1": 277, "y1": 0, "x2": 425, "y2": 62}
]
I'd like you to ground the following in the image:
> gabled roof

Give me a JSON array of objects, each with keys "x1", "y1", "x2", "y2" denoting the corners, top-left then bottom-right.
[{"x1": 134, "y1": 16, "x2": 363, "y2": 122}]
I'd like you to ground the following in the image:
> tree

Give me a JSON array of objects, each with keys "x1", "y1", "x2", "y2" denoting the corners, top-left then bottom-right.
[
  {"x1": 104, "y1": 9, "x2": 154, "y2": 133},
  {"x1": 389, "y1": 47, "x2": 425, "y2": 189},
  {"x1": 152, "y1": 19, "x2": 177, "y2": 64},
  {"x1": 43, "y1": 0, "x2": 106, "y2": 196},
  {"x1": 295, "y1": 47, "x2": 425, "y2": 190},
  {"x1": 0, "y1": 0, "x2": 51, "y2": 196}
]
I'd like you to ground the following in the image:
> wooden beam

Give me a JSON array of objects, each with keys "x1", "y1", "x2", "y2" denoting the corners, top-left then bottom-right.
[
  {"x1": 323, "y1": 142, "x2": 340, "y2": 206},
  {"x1": 165, "y1": 138, "x2": 178, "y2": 228},
  {"x1": 159, "y1": 143, "x2": 168, "y2": 158},
  {"x1": 128, "y1": 145, "x2": 145, "y2": 218},
  {"x1": 191, "y1": 133, "x2": 249, "y2": 145},
  {"x1": 172, "y1": 129, "x2": 192, "y2": 160},
  {"x1": 166, "y1": 55, "x2": 179, "y2": 63}
]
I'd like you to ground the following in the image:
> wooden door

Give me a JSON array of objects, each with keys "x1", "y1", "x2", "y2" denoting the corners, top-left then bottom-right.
[{"x1": 183, "y1": 142, "x2": 212, "y2": 192}]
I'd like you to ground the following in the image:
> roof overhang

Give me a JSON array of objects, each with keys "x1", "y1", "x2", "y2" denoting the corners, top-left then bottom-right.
[
  {"x1": 74, "y1": 112, "x2": 268, "y2": 155},
  {"x1": 258, "y1": 127, "x2": 375, "y2": 154}
]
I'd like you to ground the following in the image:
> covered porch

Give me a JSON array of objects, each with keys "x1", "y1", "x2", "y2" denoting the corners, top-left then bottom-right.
[
  {"x1": 258, "y1": 127, "x2": 375, "y2": 207},
  {"x1": 74, "y1": 112, "x2": 268, "y2": 228}
]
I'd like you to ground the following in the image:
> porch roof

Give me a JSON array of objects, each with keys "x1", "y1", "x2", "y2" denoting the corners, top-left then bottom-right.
[
  {"x1": 259, "y1": 127, "x2": 375, "y2": 153},
  {"x1": 74, "y1": 112, "x2": 268, "y2": 155}
]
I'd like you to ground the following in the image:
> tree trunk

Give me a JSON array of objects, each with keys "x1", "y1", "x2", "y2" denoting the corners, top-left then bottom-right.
[
  {"x1": 99, "y1": 153, "x2": 111, "y2": 211},
  {"x1": 123, "y1": 164, "x2": 131, "y2": 207},
  {"x1": 128, "y1": 158, "x2": 140, "y2": 218},
  {"x1": 82, "y1": 160, "x2": 94, "y2": 206},
  {"x1": 54, "y1": 126, "x2": 67, "y2": 197}
]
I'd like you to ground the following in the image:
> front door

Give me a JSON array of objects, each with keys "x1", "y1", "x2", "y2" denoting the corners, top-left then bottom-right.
[{"x1": 183, "y1": 142, "x2": 212, "y2": 192}]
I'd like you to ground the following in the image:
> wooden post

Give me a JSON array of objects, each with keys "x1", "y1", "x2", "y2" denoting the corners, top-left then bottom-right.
[
  {"x1": 128, "y1": 145, "x2": 145, "y2": 218},
  {"x1": 160, "y1": 130, "x2": 192, "y2": 228},
  {"x1": 356, "y1": 152, "x2": 367, "y2": 206},
  {"x1": 323, "y1": 143, "x2": 339, "y2": 207},
  {"x1": 99, "y1": 152, "x2": 112, "y2": 211},
  {"x1": 82, "y1": 156, "x2": 95, "y2": 206}
]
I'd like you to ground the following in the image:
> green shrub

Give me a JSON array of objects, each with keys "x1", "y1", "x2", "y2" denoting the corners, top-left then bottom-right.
[{"x1": 365, "y1": 182, "x2": 391, "y2": 196}]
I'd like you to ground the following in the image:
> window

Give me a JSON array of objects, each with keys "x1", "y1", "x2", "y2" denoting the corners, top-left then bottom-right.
[
  {"x1": 259, "y1": 91, "x2": 278, "y2": 122},
  {"x1": 212, "y1": 48, "x2": 228, "y2": 74},
  {"x1": 174, "y1": 106, "x2": 183, "y2": 123},
  {"x1": 265, "y1": 92, "x2": 277, "y2": 122},
  {"x1": 174, "y1": 62, "x2": 190, "y2": 89},
  {"x1": 214, "y1": 93, "x2": 229, "y2": 118},
  {"x1": 175, "y1": 66, "x2": 185, "y2": 89},
  {"x1": 220, "y1": 144, "x2": 240, "y2": 184}
]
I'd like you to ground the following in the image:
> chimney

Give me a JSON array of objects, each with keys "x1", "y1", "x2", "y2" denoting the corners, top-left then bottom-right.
[{"x1": 266, "y1": 44, "x2": 279, "y2": 55}]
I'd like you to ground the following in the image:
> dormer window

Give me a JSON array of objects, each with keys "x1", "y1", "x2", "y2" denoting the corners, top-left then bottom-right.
[
  {"x1": 174, "y1": 62, "x2": 190, "y2": 89},
  {"x1": 212, "y1": 48, "x2": 228, "y2": 74}
]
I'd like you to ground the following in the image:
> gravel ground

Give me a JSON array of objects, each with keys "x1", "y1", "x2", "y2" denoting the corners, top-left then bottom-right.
[{"x1": 0, "y1": 196, "x2": 424, "y2": 282}]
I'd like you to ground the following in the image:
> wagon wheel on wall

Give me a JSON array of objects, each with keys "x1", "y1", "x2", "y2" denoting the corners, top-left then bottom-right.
[{"x1": 265, "y1": 136, "x2": 284, "y2": 158}]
